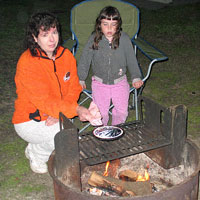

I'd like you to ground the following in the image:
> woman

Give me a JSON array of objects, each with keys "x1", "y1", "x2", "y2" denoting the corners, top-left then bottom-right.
[{"x1": 12, "y1": 12, "x2": 101, "y2": 174}]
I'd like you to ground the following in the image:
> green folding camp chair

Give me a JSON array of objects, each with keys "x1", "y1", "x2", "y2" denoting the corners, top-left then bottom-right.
[{"x1": 64, "y1": 0, "x2": 168, "y2": 133}]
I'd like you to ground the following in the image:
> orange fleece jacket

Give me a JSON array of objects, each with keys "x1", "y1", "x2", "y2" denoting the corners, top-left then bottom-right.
[{"x1": 12, "y1": 46, "x2": 82, "y2": 124}]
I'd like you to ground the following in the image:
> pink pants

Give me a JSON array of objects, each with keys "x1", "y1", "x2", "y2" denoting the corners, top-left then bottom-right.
[{"x1": 92, "y1": 76, "x2": 130, "y2": 126}]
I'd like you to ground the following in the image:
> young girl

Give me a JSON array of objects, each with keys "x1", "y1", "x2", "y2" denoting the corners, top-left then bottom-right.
[{"x1": 78, "y1": 6, "x2": 143, "y2": 126}]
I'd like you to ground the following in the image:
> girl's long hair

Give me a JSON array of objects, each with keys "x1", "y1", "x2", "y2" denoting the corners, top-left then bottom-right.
[
  {"x1": 92, "y1": 6, "x2": 122, "y2": 50},
  {"x1": 25, "y1": 11, "x2": 62, "y2": 56}
]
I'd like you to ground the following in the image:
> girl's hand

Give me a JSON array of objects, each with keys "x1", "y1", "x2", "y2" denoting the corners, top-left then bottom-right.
[
  {"x1": 132, "y1": 80, "x2": 144, "y2": 89},
  {"x1": 45, "y1": 116, "x2": 59, "y2": 126},
  {"x1": 79, "y1": 80, "x2": 86, "y2": 89}
]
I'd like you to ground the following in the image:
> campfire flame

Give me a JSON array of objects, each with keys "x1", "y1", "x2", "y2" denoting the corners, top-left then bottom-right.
[
  {"x1": 136, "y1": 169, "x2": 150, "y2": 181},
  {"x1": 103, "y1": 160, "x2": 149, "y2": 181},
  {"x1": 103, "y1": 161, "x2": 110, "y2": 176}
]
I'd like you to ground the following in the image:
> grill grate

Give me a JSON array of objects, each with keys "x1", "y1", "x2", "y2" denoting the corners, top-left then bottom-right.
[{"x1": 79, "y1": 121, "x2": 172, "y2": 165}]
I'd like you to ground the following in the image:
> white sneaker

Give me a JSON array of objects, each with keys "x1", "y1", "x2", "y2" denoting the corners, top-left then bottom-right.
[
  {"x1": 25, "y1": 147, "x2": 48, "y2": 174},
  {"x1": 25, "y1": 147, "x2": 30, "y2": 160}
]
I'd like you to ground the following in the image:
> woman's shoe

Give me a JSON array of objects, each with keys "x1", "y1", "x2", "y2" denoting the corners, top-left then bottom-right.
[{"x1": 25, "y1": 147, "x2": 48, "y2": 174}]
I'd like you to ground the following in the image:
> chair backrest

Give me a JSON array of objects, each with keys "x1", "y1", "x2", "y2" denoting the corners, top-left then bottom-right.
[{"x1": 70, "y1": 0, "x2": 139, "y2": 61}]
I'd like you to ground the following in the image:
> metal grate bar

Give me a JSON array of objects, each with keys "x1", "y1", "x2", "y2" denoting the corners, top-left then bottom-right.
[{"x1": 79, "y1": 122, "x2": 172, "y2": 165}]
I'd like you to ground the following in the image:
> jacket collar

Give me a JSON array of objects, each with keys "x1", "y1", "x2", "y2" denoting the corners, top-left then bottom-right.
[{"x1": 35, "y1": 46, "x2": 65, "y2": 60}]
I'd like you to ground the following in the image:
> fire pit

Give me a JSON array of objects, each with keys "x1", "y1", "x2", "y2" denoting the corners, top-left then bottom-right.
[{"x1": 48, "y1": 97, "x2": 200, "y2": 199}]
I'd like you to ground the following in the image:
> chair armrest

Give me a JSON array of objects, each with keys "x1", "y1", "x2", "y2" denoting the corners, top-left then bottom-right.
[
  {"x1": 63, "y1": 38, "x2": 77, "y2": 52},
  {"x1": 132, "y1": 37, "x2": 168, "y2": 83},
  {"x1": 132, "y1": 36, "x2": 168, "y2": 61}
]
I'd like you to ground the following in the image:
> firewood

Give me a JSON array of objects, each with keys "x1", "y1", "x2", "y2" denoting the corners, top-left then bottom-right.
[
  {"x1": 108, "y1": 159, "x2": 121, "y2": 178},
  {"x1": 122, "y1": 190, "x2": 136, "y2": 197},
  {"x1": 88, "y1": 172, "x2": 152, "y2": 196},
  {"x1": 118, "y1": 169, "x2": 138, "y2": 181}
]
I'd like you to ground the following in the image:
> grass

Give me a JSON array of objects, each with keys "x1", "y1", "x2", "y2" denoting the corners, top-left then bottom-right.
[
  {"x1": 0, "y1": 0, "x2": 200, "y2": 198},
  {"x1": 0, "y1": 136, "x2": 49, "y2": 198},
  {"x1": 138, "y1": 3, "x2": 200, "y2": 137},
  {"x1": 0, "y1": 138, "x2": 28, "y2": 189}
]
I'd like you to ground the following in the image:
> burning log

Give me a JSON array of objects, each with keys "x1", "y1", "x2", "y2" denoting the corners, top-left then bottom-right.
[
  {"x1": 88, "y1": 171, "x2": 152, "y2": 196},
  {"x1": 118, "y1": 169, "x2": 138, "y2": 181}
]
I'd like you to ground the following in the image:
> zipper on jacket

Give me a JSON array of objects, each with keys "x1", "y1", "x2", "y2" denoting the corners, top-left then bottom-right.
[
  {"x1": 108, "y1": 55, "x2": 111, "y2": 84},
  {"x1": 53, "y1": 60, "x2": 63, "y2": 99},
  {"x1": 53, "y1": 60, "x2": 56, "y2": 72},
  {"x1": 108, "y1": 42, "x2": 111, "y2": 83}
]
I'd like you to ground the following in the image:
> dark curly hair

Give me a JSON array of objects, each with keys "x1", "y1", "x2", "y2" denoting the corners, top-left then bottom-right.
[
  {"x1": 25, "y1": 11, "x2": 62, "y2": 56},
  {"x1": 92, "y1": 6, "x2": 122, "y2": 50}
]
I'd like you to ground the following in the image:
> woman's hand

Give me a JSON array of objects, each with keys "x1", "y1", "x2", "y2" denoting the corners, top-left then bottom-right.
[
  {"x1": 88, "y1": 101, "x2": 102, "y2": 126},
  {"x1": 77, "y1": 104, "x2": 102, "y2": 126},
  {"x1": 45, "y1": 116, "x2": 59, "y2": 126}
]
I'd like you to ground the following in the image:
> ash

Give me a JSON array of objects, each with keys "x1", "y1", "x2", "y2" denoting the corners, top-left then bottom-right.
[
  {"x1": 81, "y1": 153, "x2": 195, "y2": 193},
  {"x1": 118, "y1": 153, "x2": 194, "y2": 191}
]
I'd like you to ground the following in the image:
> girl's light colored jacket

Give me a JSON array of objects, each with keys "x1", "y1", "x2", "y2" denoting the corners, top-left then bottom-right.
[{"x1": 78, "y1": 32, "x2": 142, "y2": 85}]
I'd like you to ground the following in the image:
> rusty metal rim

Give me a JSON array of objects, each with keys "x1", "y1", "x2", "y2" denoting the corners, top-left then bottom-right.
[{"x1": 48, "y1": 139, "x2": 200, "y2": 199}]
